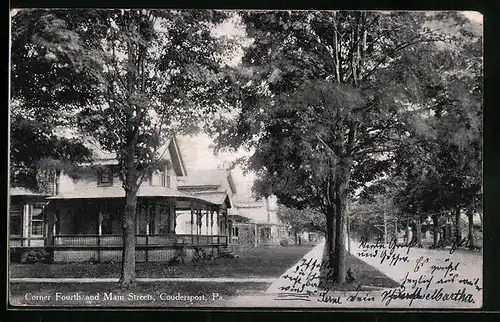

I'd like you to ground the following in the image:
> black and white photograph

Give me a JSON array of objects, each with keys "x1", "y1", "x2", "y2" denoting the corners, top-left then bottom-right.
[{"x1": 8, "y1": 9, "x2": 483, "y2": 308}]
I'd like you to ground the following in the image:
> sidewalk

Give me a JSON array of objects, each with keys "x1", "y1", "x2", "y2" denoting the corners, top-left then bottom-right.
[
  {"x1": 266, "y1": 240, "x2": 325, "y2": 294},
  {"x1": 222, "y1": 239, "x2": 483, "y2": 308}
]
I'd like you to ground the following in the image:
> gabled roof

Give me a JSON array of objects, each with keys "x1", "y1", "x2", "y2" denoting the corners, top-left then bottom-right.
[
  {"x1": 81, "y1": 137, "x2": 187, "y2": 176},
  {"x1": 177, "y1": 169, "x2": 236, "y2": 194},
  {"x1": 168, "y1": 136, "x2": 187, "y2": 177},
  {"x1": 177, "y1": 170, "x2": 226, "y2": 188}
]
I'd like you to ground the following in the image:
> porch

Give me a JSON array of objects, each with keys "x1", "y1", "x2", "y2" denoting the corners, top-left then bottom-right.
[{"x1": 10, "y1": 186, "x2": 232, "y2": 263}]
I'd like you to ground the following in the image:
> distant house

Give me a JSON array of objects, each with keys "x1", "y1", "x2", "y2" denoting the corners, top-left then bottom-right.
[
  {"x1": 231, "y1": 196, "x2": 293, "y2": 248},
  {"x1": 176, "y1": 169, "x2": 236, "y2": 237},
  {"x1": 9, "y1": 137, "x2": 232, "y2": 263},
  {"x1": 299, "y1": 231, "x2": 323, "y2": 245},
  {"x1": 177, "y1": 170, "x2": 294, "y2": 248}
]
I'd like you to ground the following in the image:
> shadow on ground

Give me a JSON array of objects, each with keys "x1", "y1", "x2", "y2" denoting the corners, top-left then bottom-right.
[
  {"x1": 318, "y1": 244, "x2": 400, "y2": 291},
  {"x1": 10, "y1": 246, "x2": 314, "y2": 279}
]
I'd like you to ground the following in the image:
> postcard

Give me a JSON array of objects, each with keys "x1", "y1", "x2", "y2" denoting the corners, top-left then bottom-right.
[{"x1": 8, "y1": 8, "x2": 483, "y2": 309}]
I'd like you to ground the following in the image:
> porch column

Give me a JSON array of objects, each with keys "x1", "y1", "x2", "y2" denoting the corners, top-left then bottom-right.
[
  {"x1": 197, "y1": 207, "x2": 202, "y2": 242},
  {"x1": 216, "y1": 209, "x2": 220, "y2": 235},
  {"x1": 224, "y1": 210, "x2": 228, "y2": 236},
  {"x1": 190, "y1": 205, "x2": 194, "y2": 243},
  {"x1": 210, "y1": 210, "x2": 214, "y2": 236},
  {"x1": 46, "y1": 204, "x2": 55, "y2": 247},
  {"x1": 172, "y1": 203, "x2": 177, "y2": 233},
  {"x1": 254, "y1": 224, "x2": 258, "y2": 247},
  {"x1": 155, "y1": 204, "x2": 160, "y2": 234},
  {"x1": 98, "y1": 209, "x2": 102, "y2": 236},
  {"x1": 23, "y1": 204, "x2": 30, "y2": 247},
  {"x1": 97, "y1": 207, "x2": 102, "y2": 262},
  {"x1": 205, "y1": 206, "x2": 209, "y2": 235},
  {"x1": 145, "y1": 205, "x2": 150, "y2": 235}
]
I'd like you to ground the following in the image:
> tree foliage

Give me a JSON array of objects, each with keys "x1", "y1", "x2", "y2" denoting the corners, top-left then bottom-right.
[
  {"x1": 11, "y1": 9, "x2": 234, "y2": 286},
  {"x1": 211, "y1": 10, "x2": 482, "y2": 281},
  {"x1": 277, "y1": 205, "x2": 327, "y2": 234}
]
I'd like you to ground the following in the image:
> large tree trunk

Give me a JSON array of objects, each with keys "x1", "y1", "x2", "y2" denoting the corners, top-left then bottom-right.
[
  {"x1": 119, "y1": 143, "x2": 138, "y2": 288},
  {"x1": 334, "y1": 157, "x2": 351, "y2": 283},
  {"x1": 432, "y1": 214, "x2": 440, "y2": 247},
  {"x1": 325, "y1": 205, "x2": 335, "y2": 269},
  {"x1": 120, "y1": 190, "x2": 137, "y2": 287},
  {"x1": 454, "y1": 207, "x2": 462, "y2": 246},
  {"x1": 467, "y1": 210, "x2": 475, "y2": 249},
  {"x1": 120, "y1": 16, "x2": 141, "y2": 288}
]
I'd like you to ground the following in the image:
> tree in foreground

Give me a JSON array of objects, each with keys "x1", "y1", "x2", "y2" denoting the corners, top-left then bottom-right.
[
  {"x1": 11, "y1": 9, "x2": 233, "y2": 287},
  {"x1": 212, "y1": 11, "x2": 481, "y2": 283}
]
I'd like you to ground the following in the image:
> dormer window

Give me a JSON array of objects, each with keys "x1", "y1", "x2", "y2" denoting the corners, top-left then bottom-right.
[
  {"x1": 97, "y1": 167, "x2": 113, "y2": 186},
  {"x1": 150, "y1": 171, "x2": 169, "y2": 187}
]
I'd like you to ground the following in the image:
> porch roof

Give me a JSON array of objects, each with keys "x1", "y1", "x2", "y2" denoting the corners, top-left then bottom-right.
[
  {"x1": 10, "y1": 187, "x2": 51, "y2": 197},
  {"x1": 47, "y1": 185, "x2": 217, "y2": 205},
  {"x1": 254, "y1": 221, "x2": 288, "y2": 227},
  {"x1": 228, "y1": 214, "x2": 253, "y2": 223},
  {"x1": 190, "y1": 191, "x2": 232, "y2": 208}
]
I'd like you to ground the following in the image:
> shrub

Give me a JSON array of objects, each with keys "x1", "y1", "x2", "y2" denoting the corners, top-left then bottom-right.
[
  {"x1": 279, "y1": 238, "x2": 289, "y2": 247},
  {"x1": 22, "y1": 249, "x2": 52, "y2": 263},
  {"x1": 172, "y1": 245, "x2": 187, "y2": 264}
]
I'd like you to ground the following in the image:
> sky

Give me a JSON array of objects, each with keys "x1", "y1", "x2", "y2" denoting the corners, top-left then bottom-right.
[{"x1": 461, "y1": 11, "x2": 483, "y2": 24}]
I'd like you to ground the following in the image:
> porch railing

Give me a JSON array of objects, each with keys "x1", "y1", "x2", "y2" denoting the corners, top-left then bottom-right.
[
  {"x1": 52, "y1": 234, "x2": 228, "y2": 247},
  {"x1": 10, "y1": 236, "x2": 46, "y2": 247}
]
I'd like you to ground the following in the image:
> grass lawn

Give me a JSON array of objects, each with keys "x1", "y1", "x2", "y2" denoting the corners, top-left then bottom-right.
[
  {"x1": 10, "y1": 245, "x2": 314, "y2": 279},
  {"x1": 9, "y1": 281, "x2": 270, "y2": 307},
  {"x1": 319, "y1": 248, "x2": 400, "y2": 291}
]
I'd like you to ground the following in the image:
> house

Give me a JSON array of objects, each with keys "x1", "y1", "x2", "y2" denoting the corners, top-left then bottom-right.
[
  {"x1": 231, "y1": 196, "x2": 293, "y2": 248},
  {"x1": 175, "y1": 167, "x2": 293, "y2": 248},
  {"x1": 176, "y1": 169, "x2": 237, "y2": 237},
  {"x1": 9, "y1": 137, "x2": 232, "y2": 263}
]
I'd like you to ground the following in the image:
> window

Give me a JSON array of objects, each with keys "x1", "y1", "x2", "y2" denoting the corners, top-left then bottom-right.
[
  {"x1": 31, "y1": 205, "x2": 45, "y2": 236},
  {"x1": 10, "y1": 205, "x2": 22, "y2": 236},
  {"x1": 167, "y1": 174, "x2": 171, "y2": 188},
  {"x1": 161, "y1": 172, "x2": 166, "y2": 187},
  {"x1": 97, "y1": 167, "x2": 113, "y2": 186}
]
